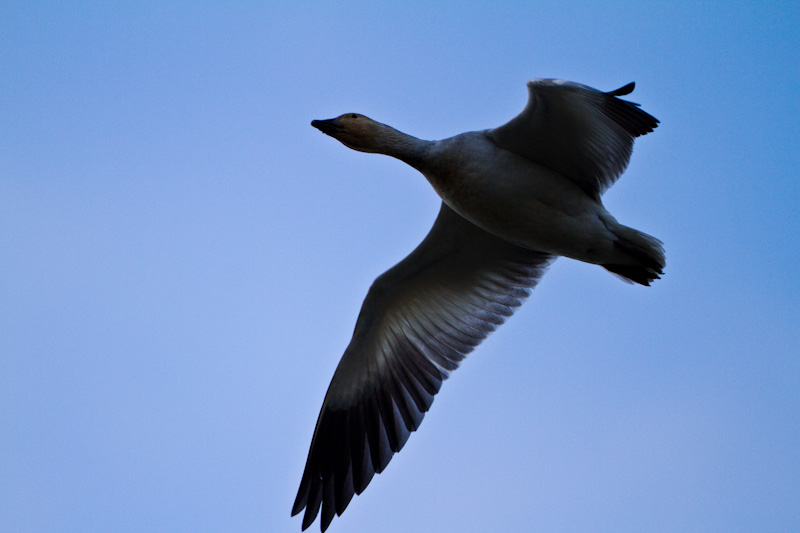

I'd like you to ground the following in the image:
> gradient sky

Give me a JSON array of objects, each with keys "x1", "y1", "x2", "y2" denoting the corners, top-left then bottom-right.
[{"x1": 2, "y1": 2, "x2": 798, "y2": 532}]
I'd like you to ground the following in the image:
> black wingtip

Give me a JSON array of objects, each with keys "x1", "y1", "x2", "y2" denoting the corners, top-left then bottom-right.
[
  {"x1": 291, "y1": 468, "x2": 311, "y2": 517},
  {"x1": 602, "y1": 82, "x2": 659, "y2": 137},
  {"x1": 608, "y1": 82, "x2": 635, "y2": 97}
]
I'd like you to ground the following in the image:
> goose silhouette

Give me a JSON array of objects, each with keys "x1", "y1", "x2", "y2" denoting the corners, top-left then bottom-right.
[{"x1": 293, "y1": 79, "x2": 663, "y2": 531}]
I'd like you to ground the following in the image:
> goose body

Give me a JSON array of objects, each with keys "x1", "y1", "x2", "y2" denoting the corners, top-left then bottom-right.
[
  {"x1": 418, "y1": 130, "x2": 624, "y2": 262},
  {"x1": 294, "y1": 79, "x2": 664, "y2": 531}
]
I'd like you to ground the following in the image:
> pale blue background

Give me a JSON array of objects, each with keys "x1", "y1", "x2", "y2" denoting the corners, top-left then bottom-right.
[{"x1": 2, "y1": 2, "x2": 798, "y2": 532}]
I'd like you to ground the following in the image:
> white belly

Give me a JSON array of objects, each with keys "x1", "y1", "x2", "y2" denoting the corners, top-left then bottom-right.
[{"x1": 421, "y1": 133, "x2": 619, "y2": 264}]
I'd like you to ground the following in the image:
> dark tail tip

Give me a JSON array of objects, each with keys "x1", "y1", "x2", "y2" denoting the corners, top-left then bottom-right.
[{"x1": 602, "y1": 264, "x2": 662, "y2": 286}]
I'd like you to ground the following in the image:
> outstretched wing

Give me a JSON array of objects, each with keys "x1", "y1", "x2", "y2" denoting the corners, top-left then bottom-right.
[
  {"x1": 292, "y1": 203, "x2": 554, "y2": 531},
  {"x1": 487, "y1": 79, "x2": 659, "y2": 199}
]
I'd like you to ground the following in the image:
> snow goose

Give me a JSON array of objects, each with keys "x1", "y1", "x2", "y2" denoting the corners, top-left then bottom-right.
[{"x1": 293, "y1": 79, "x2": 663, "y2": 531}]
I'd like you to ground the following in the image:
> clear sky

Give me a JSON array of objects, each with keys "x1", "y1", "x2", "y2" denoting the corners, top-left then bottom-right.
[{"x1": 2, "y1": 2, "x2": 798, "y2": 532}]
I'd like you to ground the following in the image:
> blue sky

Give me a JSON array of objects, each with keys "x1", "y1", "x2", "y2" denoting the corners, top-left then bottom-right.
[{"x1": 1, "y1": 2, "x2": 798, "y2": 532}]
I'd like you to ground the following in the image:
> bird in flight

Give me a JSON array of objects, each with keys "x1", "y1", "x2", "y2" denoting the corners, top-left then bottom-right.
[{"x1": 292, "y1": 79, "x2": 663, "y2": 531}]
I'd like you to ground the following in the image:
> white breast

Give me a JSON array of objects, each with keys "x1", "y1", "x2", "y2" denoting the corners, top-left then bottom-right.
[{"x1": 420, "y1": 131, "x2": 620, "y2": 264}]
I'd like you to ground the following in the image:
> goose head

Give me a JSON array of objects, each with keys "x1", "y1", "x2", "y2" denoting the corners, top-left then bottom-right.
[{"x1": 312, "y1": 113, "x2": 411, "y2": 155}]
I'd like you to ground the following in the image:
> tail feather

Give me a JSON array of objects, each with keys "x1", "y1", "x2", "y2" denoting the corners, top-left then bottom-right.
[{"x1": 603, "y1": 226, "x2": 665, "y2": 286}]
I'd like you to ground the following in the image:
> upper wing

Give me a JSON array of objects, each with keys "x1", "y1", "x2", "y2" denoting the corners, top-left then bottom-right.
[
  {"x1": 292, "y1": 203, "x2": 555, "y2": 531},
  {"x1": 487, "y1": 79, "x2": 659, "y2": 199}
]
